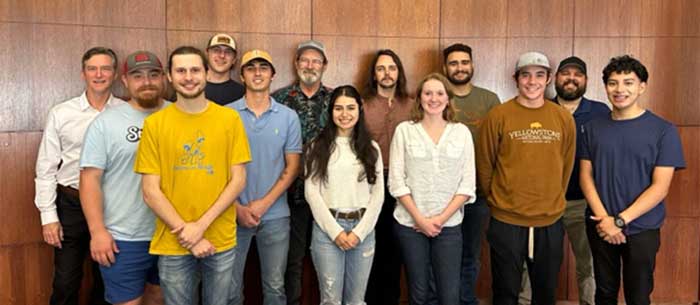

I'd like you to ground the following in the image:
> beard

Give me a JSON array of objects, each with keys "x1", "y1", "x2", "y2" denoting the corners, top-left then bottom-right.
[
  {"x1": 447, "y1": 70, "x2": 473, "y2": 85},
  {"x1": 555, "y1": 80, "x2": 586, "y2": 101},
  {"x1": 297, "y1": 69, "x2": 321, "y2": 85},
  {"x1": 176, "y1": 86, "x2": 205, "y2": 99},
  {"x1": 132, "y1": 86, "x2": 162, "y2": 109}
]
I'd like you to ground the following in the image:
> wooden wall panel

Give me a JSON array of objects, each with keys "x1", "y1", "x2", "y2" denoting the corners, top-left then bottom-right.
[
  {"x1": 440, "y1": 38, "x2": 508, "y2": 101},
  {"x1": 503, "y1": 38, "x2": 573, "y2": 100},
  {"x1": 81, "y1": 0, "x2": 166, "y2": 29},
  {"x1": 573, "y1": 0, "x2": 642, "y2": 37},
  {"x1": 30, "y1": 0, "x2": 81, "y2": 24},
  {"x1": 666, "y1": 127, "x2": 700, "y2": 217},
  {"x1": 641, "y1": 0, "x2": 700, "y2": 37},
  {"x1": 167, "y1": 0, "x2": 241, "y2": 32},
  {"x1": 376, "y1": 0, "x2": 439, "y2": 37},
  {"x1": 507, "y1": 0, "x2": 574, "y2": 37},
  {"x1": 0, "y1": 243, "x2": 54, "y2": 305},
  {"x1": 316, "y1": 35, "x2": 377, "y2": 89},
  {"x1": 312, "y1": 0, "x2": 376, "y2": 36},
  {"x1": 240, "y1": 0, "x2": 311, "y2": 35},
  {"x1": 440, "y1": 0, "x2": 508, "y2": 38},
  {"x1": 0, "y1": 23, "x2": 85, "y2": 132},
  {"x1": 0, "y1": 0, "x2": 33, "y2": 22},
  {"x1": 571, "y1": 37, "x2": 641, "y2": 105},
  {"x1": 639, "y1": 38, "x2": 700, "y2": 126},
  {"x1": 651, "y1": 218, "x2": 699, "y2": 302},
  {"x1": 0, "y1": 22, "x2": 33, "y2": 132},
  {"x1": 0, "y1": 132, "x2": 43, "y2": 246},
  {"x1": 30, "y1": 24, "x2": 86, "y2": 131}
]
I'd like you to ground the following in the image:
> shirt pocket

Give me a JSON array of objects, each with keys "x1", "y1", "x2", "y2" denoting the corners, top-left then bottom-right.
[
  {"x1": 446, "y1": 141, "x2": 465, "y2": 159},
  {"x1": 408, "y1": 143, "x2": 427, "y2": 159}
]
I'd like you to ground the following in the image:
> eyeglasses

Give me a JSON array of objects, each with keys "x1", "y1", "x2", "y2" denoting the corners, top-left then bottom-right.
[{"x1": 298, "y1": 57, "x2": 324, "y2": 67}]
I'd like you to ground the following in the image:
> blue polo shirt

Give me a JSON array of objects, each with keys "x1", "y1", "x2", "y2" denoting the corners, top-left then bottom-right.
[
  {"x1": 228, "y1": 97, "x2": 302, "y2": 221},
  {"x1": 580, "y1": 111, "x2": 685, "y2": 235},
  {"x1": 553, "y1": 97, "x2": 610, "y2": 200}
]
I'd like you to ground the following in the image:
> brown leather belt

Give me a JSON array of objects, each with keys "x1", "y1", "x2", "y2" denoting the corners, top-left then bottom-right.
[
  {"x1": 329, "y1": 208, "x2": 366, "y2": 220},
  {"x1": 57, "y1": 184, "x2": 79, "y2": 199}
]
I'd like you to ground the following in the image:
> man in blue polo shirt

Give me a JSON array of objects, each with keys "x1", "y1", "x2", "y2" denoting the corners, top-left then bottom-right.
[
  {"x1": 227, "y1": 50, "x2": 302, "y2": 305},
  {"x1": 580, "y1": 55, "x2": 685, "y2": 305}
]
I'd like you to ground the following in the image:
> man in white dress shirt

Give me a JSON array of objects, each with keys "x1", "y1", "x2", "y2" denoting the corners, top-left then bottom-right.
[{"x1": 34, "y1": 46, "x2": 124, "y2": 305}]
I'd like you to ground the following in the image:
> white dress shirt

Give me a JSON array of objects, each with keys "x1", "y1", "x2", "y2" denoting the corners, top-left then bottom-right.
[
  {"x1": 389, "y1": 121, "x2": 477, "y2": 227},
  {"x1": 305, "y1": 137, "x2": 385, "y2": 242},
  {"x1": 34, "y1": 92, "x2": 123, "y2": 225}
]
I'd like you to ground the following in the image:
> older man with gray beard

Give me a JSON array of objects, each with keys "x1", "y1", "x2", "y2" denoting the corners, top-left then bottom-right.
[{"x1": 272, "y1": 40, "x2": 333, "y2": 305}]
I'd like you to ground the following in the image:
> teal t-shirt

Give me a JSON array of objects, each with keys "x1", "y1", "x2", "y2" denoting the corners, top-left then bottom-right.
[{"x1": 80, "y1": 102, "x2": 167, "y2": 241}]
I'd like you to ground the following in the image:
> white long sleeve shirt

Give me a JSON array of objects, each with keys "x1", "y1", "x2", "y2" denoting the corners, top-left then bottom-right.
[
  {"x1": 389, "y1": 121, "x2": 476, "y2": 227},
  {"x1": 34, "y1": 92, "x2": 123, "y2": 225},
  {"x1": 305, "y1": 137, "x2": 384, "y2": 242}
]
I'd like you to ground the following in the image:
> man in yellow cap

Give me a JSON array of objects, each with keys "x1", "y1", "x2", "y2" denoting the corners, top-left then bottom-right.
[{"x1": 226, "y1": 49, "x2": 302, "y2": 305}]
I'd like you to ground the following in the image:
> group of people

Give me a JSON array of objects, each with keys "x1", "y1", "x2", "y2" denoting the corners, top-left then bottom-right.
[{"x1": 33, "y1": 32, "x2": 685, "y2": 305}]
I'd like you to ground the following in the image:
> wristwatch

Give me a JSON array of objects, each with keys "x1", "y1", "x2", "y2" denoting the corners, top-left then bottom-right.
[{"x1": 614, "y1": 215, "x2": 626, "y2": 229}]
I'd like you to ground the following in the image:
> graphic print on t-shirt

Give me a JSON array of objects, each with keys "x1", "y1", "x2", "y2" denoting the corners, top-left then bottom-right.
[
  {"x1": 508, "y1": 121, "x2": 561, "y2": 144},
  {"x1": 174, "y1": 130, "x2": 213, "y2": 174},
  {"x1": 126, "y1": 126, "x2": 142, "y2": 142}
]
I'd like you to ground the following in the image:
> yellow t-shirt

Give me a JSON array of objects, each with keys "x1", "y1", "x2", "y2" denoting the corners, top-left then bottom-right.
[{"x1": 135, "y1": 102, "x2": 251, "y2": 255}]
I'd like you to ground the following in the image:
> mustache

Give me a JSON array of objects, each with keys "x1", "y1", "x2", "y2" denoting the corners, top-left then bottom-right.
[
  {"x1": 138, "y1": 85, "x2": 160, "y2": 91},
  {"x1": 563, "y1": 79, "x2": 579, "y2": 87}
]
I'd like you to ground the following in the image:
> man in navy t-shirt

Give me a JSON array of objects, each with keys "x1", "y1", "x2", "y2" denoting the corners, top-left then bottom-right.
[{"x1": 580, "y1": 55, "x2": 686, "y2": 305}]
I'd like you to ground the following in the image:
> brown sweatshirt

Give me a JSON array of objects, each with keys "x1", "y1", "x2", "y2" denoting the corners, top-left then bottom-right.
[{"x1": 476, "y1": 98, "x2": 575, "y2": 227}]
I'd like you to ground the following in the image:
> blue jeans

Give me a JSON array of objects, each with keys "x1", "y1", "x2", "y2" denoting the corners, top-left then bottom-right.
[
  {"x1": 158, "y1": 247, "x2": 236, "y2": 305},
  {"x1": 311, "y1": 220, "x2": 376, "y2": 305},
  {"x1": 230, "y1": 217, "x2": 290, "y2": 305},
  {"x1": 460, "y1": 197, "x2": 489, "y2": 305},
  {"x1": 395, "y1": 222, "x2": 462, "y2": 305}
]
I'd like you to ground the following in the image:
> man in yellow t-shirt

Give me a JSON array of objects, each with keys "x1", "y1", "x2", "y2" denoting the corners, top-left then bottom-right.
[{"x1": 135, "y1": 46, "x2": 250, "y2": 305}]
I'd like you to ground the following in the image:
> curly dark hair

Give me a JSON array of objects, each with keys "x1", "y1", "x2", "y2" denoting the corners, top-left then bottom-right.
[
  {"x1": 304, "y1": 85, "x2": 379, "y2": 185},
  {"x1": 602, "y1": 55, "x2": 648, "y2": 84}
]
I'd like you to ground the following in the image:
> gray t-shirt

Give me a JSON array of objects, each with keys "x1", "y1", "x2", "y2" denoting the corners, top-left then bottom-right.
[
  {"x1": 80, "y1": 102, "x2": 167, "y2": 241},
  {"x1": 452, "y1": 86, "x2": 500, "y2": 145}
]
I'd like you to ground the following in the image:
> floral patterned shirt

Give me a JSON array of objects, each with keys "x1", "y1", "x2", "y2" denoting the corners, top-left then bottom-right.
[{"x1": 272, "y1": 82, "x2": 333, "y2": 205}]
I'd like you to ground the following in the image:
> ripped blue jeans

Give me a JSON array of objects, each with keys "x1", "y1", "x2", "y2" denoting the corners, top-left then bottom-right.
[{"x1": 310, "y1": 219, "x2": 376, "y2": 305}]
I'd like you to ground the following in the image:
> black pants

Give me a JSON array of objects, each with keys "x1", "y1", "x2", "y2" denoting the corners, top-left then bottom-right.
[
  {"x1": 285, "y1": 181, "x2": 313, "y2": 305},
  {"x1": 50, "y1": 190, "x2": 109, "y2": 305},
  {"x1": 586, "y1": 221, "x2": 660, "y2": 305},
  {"x1": 365, "y1": 175, "x2": 402, "y2": 305},
  {"x1": 487, "y1": 217, "x2": 563, "y2": 305}
]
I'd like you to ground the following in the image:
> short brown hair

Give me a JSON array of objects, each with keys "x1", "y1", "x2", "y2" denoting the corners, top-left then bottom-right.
[
  {"x1": 81, "y1": 47, "x2": 118, "y2": 70},
  {"x1": 411, "y1": 73, "x2": 456, "y2": 122}
]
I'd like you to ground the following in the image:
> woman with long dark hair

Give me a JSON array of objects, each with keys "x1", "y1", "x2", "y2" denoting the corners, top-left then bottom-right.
[
  {"x1": 389, "y1": 73, "x2": 476, "y2": 305},
  {"x1": 304, "y1": 85, "x2": 384, "y2": 305}
]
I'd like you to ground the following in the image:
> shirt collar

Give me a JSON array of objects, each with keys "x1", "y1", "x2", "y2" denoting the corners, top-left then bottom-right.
[
  {"x1": 293, "y1": 81, "x2": 330, "y2": 99},
  {"x1": 554, "y1": 96, "x2": 592, "y2": 116},
  {"x1": 78, "y1": 91, "x2": 119, "y2": 112},
  {"x1": 234, "y1": 96, "x2": 280, "y2": 114}
]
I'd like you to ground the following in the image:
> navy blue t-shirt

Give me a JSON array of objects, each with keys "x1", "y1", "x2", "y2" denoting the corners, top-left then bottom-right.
[{"x1": 580, "y1": 111, "x2": 685, "y2": 235}]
